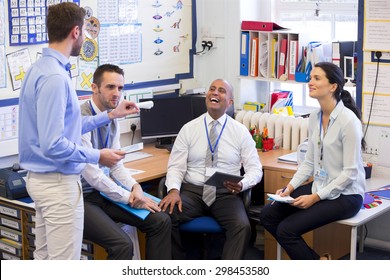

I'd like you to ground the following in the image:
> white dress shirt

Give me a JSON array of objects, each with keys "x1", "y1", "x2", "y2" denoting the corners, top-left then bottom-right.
[
  {"x1": 166, "y1": 112, "x2": 263, "y2": 192},
  {"x1": 81, "y1": 100, "x2": 137, "y2": 204},
  {"x1": 289, "y1": 101, "x2": 365, "y2": 200}
]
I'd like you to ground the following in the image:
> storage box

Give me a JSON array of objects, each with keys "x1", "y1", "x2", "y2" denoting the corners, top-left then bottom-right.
[{"x1": 241, "y1": 21, "x2": 287, "y2": 31}]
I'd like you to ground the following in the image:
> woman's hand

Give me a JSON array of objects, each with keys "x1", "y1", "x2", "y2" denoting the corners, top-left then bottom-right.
[{"x1": 291, "y1": 193, "x2": 320, "y2": 209}]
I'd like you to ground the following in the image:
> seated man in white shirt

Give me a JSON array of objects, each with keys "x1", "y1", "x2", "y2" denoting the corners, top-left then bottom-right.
[
  {"x1": 81, "y1": 64, "x2": 171, "y2": 260},
  {"x1": 159, "y1": 79, "x2": 263, "y2": 259}
]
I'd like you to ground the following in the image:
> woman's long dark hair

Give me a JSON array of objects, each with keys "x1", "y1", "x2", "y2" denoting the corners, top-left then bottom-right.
[{"x1": 315, "y1": 62, "x2": 366, "y2": 150}]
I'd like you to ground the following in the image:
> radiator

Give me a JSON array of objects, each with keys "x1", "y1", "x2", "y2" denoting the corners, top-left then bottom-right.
[{"x1": 237, "y1": 110, "x2": 309, "y2": 151}]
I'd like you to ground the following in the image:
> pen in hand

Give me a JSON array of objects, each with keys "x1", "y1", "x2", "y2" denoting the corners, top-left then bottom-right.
[{"x1": 271, "y1": 186, "x2": 288, "y2": 205}]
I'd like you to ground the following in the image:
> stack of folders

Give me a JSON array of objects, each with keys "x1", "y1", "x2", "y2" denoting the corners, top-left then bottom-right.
[{"x1": 277, "y1": 151, "x2": 298, "y2": 165}]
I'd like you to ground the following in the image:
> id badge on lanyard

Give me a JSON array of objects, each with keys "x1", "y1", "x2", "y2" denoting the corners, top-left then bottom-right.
[{"x1": 314, "y1": 167, "x2": 327, "y2": 182}]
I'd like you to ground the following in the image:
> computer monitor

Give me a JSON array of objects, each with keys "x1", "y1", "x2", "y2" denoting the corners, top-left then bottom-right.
[
  {"x1": 140, "y1": 95, "x2": 206, "y2": 148},
  {"x1": 344, "y1": 56, "x2": 355, "y2": 86}
]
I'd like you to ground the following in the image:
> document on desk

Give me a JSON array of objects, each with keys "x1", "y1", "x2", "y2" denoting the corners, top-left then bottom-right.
[
  {"x1": 277, "y1": 152, "x2": 298, "y2": 164},
  {"x1": 126, "y1": 168, "x2": 145, "y2": 176},
  {"x1": 204, "y1": 171, "x2": 244, "y2": 186},
  {"x1": 99, "y1": 192, "x2": 161, "y2": 220},
  {"x1": 123, "y1": 151, "x2": 152, "y2": 163},
  {"x1": 267, "y1": 193, "x2": 295, "y2": 203}
]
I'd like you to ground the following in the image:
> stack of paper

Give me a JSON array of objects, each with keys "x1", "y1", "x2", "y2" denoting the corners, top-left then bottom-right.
[
  {"x1": 267, "y1": 193, "x2": 295, "y2": 203},
  {"x1": 277, "y1": 152, "x2": 298, "y2": 164}
]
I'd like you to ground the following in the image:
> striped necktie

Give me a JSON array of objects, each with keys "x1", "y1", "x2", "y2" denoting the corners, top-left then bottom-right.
[{"x1": 203, "y1": 120, "x2": 218, "y2": 206}]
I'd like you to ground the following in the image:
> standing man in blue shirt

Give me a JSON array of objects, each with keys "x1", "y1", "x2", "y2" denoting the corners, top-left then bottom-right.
[
  {"x1": 81, "y1": 64, "x2": 171, "y2": 260},
  {"x1": 18, "y1": 2, "x2": 139, "y2": 260}
]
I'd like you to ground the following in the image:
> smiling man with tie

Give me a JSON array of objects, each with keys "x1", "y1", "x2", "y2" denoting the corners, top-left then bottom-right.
[{"x1": 159, "y1": 79, "x2": 263, "y2": 259}]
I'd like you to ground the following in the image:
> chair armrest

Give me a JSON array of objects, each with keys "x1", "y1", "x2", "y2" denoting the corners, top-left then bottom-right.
[
  {"x1": 242, "y1": 188, "x2": 252, "y2": 210},
  {"x1": 158, "y1": 177, "x2": 167, "y2": 198}
]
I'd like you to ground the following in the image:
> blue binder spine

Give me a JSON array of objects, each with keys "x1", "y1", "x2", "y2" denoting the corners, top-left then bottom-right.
[{"x1": 240, "y1": 31, "x2": 250, "y2": 76}]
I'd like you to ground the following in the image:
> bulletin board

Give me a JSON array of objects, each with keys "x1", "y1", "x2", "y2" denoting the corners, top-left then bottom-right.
[
  {"x1": 0, "y1": 0, "x2": 196, "y2": 145},
  {"x1": 360, "y1": 0, "x2": 390, "y2": 126}
]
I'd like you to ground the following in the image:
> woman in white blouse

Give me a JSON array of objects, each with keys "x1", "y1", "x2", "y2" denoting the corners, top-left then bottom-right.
[{"x1": 260, "y1": 62, "x2": 366, "y2": 260}]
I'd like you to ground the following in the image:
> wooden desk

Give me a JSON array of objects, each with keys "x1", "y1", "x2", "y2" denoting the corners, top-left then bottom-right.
[
  {"x1": 124, "y1": 144, "x2": 170, "y2": 183},
  {"x1": 126, "y1": 144, "x2": 296, "y2": 182}
]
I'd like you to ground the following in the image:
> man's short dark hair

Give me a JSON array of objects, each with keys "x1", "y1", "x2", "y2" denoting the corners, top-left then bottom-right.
[
  {"x1": 46, "y1": 2, "x2": 86, "y2": 43},
  {"x1": 93, "y1": 64, "x2": 125, "y2": 87}
]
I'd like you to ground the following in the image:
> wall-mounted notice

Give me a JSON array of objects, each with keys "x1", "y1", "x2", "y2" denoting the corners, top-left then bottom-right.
[
  {"x1": 7, "y1": 0, "x2": 80, "y2": 46},
  {"x1": 363, "y1": 62, "x2": 390, "y2": 94},
  {"x1": 6, "y1": 47, "x2": 30, "y2": 90},
  {"x1": 362, "y1": 93, "x2": 390, "y2": 126},
  {"x1": 0, "y1": 104, "x2": 17, "y2": 140},
  {"x1": 363, "y1": 0, "x2": 390, "y2": 51}
]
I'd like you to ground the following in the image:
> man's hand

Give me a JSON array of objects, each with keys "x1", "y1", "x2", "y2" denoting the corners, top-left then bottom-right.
[
  {"x1": 99, "y1": 149, "x2": 125, "y2": 167},
  {"x1": 129, "y1": 184, "x2": 161, "y2": 213},
  {"x1": 108, "y1": 100, "x2": 139, "y2": 119},
  {"x1": 223, "y1": 181, "x2": 243, "y2": 194},
  {"x1": 159, "y1": 189, "x2": 182, "y2": 214}
]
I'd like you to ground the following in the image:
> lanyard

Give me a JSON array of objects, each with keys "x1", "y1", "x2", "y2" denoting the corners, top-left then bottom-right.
[
  {"x1": 204, "y1": 116, "x2": 227, "y2": 162},
  {"x1": 89, "y1": 101, "x2": 110, "y2": 149},
  {"x1": 319, "y1": 111, "x2": 332, "y2": 164},
  {"x1": 65, "y1": 63, "x2": 72, "y2": 78}
]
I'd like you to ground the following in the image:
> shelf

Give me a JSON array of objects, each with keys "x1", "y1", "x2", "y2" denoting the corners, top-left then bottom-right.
[
  {"x1": 240, "y1": 30, "x2": 305, "y2": 84},
  {"x1": 238, "y1": 75, "x2": 307, "y2": 84}
]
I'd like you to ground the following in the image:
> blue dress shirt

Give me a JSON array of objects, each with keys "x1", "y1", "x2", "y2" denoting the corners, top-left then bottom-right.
[{"x1": 18, "y1": 48, "x2": 109, "y2": 174}]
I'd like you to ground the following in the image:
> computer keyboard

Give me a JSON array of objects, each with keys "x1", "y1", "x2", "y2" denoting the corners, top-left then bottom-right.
[{"x1": 123, "y1": 151, "x2": 153, "y2": 163}]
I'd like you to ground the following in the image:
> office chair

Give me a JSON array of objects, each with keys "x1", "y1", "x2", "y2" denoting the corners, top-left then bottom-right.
[{"x1": 157, "y1": 176, "x2": 252, "y2": 258}]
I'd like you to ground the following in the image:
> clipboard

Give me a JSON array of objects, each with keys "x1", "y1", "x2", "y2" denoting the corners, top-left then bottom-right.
[{"x1": 204, "y1": 171, "x2": 244, "y2": 186}]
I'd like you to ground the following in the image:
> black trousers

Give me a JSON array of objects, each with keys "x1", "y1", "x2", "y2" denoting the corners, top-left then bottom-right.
[
  {"x1": 169, "y1": 183, "x2": 251, "y2": 260},
  {"x1": 259, "y1": 183, "x2": 362, "y2": 260},
  {"x1": 83, "y1": 191, "x2": 171, "y2": 260}
]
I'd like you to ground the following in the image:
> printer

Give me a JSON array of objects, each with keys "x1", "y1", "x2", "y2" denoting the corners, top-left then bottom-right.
[{"x1": 0, "y1": 165, "x2": 29, "y2": 200}]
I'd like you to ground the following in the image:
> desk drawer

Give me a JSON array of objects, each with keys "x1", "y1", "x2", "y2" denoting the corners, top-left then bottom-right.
[
  {"x1": 0, "y1": 225, "x2": 22, "y2": 243},
  {"x1": 264, "y1": 169, "x2": 294, "y2": 193},
  {"x1": 1, "y1": 250, "x2": 21, "y2": 260},
  {"x1": 0, "y1": 238, "x2": 22, "y2": 256},
  {"x1": 0, "y1": 214, "x2": 21, "y2": 231},
  {"x1": 0, "y1": 204, "x2": 21, "y2": 219}
]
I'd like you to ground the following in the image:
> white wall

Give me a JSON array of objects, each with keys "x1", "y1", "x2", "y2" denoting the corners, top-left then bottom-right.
[{"x1": 181, "y1": 0, "x2": 275, "y2": 110}]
